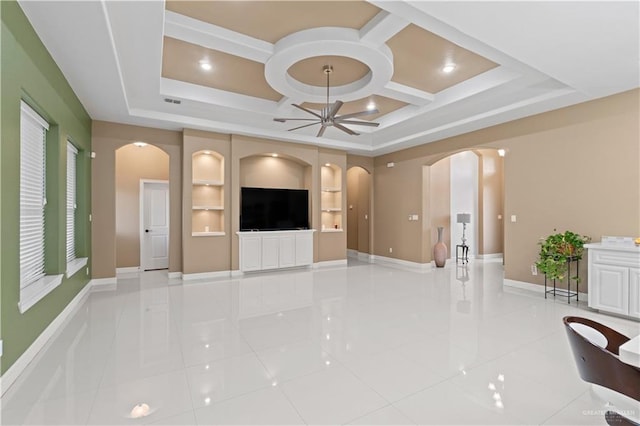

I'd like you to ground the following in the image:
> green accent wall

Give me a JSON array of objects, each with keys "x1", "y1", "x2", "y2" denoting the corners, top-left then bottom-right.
[{"x1": 1, "y1": 1, "x2": 92, "y2": 374}]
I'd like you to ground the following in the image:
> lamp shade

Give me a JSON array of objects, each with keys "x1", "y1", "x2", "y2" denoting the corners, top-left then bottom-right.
[{"x1": 457, "y1": 213, "x2": 471, "y2": 224}]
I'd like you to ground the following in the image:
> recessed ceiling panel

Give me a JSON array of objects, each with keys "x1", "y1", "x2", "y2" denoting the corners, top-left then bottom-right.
[
  {"x1": 388, "y1": 24, "x2": 498, "y2": 93},
  {"x1": 165, "y1": 1, "x2": 381, "y2": 43},
  {"x1": 301, "y1": 95, "x2": 407, "y2": 121},
  {"x1": 162, "y1": 37, "x2": 283, "y2": 101},
  {"x1": 288, "y1": 56, "x2": 369, "y2": 87}
]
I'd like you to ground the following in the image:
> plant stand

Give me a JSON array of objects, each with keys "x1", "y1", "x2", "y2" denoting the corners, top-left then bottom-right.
[{"x1": 544, "y1": 256, "x2": 579, "y2": 304}]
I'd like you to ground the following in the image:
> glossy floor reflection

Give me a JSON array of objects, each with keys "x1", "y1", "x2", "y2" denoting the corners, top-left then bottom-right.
[{"x1": 2, "y1": 259, "x2": 639, "y2": 425}]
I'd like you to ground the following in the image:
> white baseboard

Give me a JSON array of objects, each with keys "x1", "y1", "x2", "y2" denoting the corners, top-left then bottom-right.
[
  {"x1": 90, "y1": 277, "x2": 117, "y2": 291},
  {"x1": 347, "y1": 249, "x2": 374, "y2": 263},
  {"x1": 116, "y1": 266, "x2": 140, "y2": 274},
  {"x1": 314, "y1": 259, "x2": 348, "y2": 269},
  {"x1": 167, "y1": 271, "x2": 182, "y2": 279},
  {"x1": 504, "y1": 278, "x2": 588, "y2": 300},
  {"x1": 475, "y1": 253, "x2": 503, "y2": 260},
  {"x1": 371, "y1": 255, "x2": 432, "y2": 272},
  {"x1": 182, "y1": 270, "x2": 232, "y2": 281},
  {"x1": 1, "y1": 280, "x2": 93, "y2": 395}
]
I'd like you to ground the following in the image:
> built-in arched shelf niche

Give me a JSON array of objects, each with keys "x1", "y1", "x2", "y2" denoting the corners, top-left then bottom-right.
[
  {"x1": 321, "y1": 163, "x2": 342, "y2": 231},
  {"x1": 239, "y1": 153, "x2": 312, "y2": 228},
  {"x1": 192, "y1": 150, "x2": 225, "y2": 236}
]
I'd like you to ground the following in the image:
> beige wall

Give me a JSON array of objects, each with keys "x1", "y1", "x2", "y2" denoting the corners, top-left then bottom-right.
[
  {"x1": 241, "y1": 156, "x2": 307, "y2": 188},
  {"x1": 430, "y1": 157, "x2": 451, "y2": 253},
  {"x1": 372, "y1": 89, "x2": 639, "y2": 290},
  {"x1": 115, "y1": 144, "x2": 169, "y2": 268},
  {"x1": 477, "y1": 149, "x2": 504, "y2": 256},
  {"x1": 374, "y1": 158, "x2": 426, "y2": 263},
  {"x1": 182, "y1": 129, "x2": 231, "y2": 274},
  {"x1": 91, "y1": 121, "x2": 182, "y2": 278}
]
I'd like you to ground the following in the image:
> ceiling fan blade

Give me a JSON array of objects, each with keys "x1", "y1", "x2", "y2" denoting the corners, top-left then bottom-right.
[
  {"x1": 274, "y1": 118, "x2": 320, "y2": 122},
  {"x1": 328, "y1": 100, "x2": 343, "y2": 119},
  {"x1": 288, "y1": 121, "x2": 320, "y2": 131},
  {"x1": 333, "y1": 122, "x2": 359, "y2": 136},
  {"x1": 334, "y1": 119, "x2": 380, "y2": 127},
  {"x1": 336, "y1": 109, "x2": 379, "y2": 120},
  {"x1": 292, "y1": 104, "x2": 322, "y2": 119},
  {"x1": 317, "y1": 125, "x2": 327, "y2": 137}
]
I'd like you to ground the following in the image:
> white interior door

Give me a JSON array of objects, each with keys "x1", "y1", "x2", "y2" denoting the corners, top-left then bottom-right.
[{"x1": 141, "y1": 181, "x2": 169, "y2": 271}]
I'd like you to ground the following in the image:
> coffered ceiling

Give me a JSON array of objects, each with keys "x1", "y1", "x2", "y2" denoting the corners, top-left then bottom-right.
[{"x1": 18, "y1": 1, "x2": 640, "y2": 155}]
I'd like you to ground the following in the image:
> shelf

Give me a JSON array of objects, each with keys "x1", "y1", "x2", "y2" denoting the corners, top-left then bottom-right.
[
  {"x1": 321, "y1": 228, "x2": 343, "y2": 233},
  {"x1": 193, "y1": 179, "x2": 223, "y2": 186},
  {"x1": 322, "y1": 208, "x2": 341, "y2": 212},
  {"x1": 193, "y1": 205, "x2": 224, "y2": 211},
  {"x1": 322, "y1": 187, "x2": 341, "y2": 193},
  {"x1": 192, "y1": 231, "x2": 226, "y2": 237}
]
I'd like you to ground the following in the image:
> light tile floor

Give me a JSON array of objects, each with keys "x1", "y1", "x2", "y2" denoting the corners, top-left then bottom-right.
[{"x1": 2, "y1": 259, "x2": 639, "y2": 425}]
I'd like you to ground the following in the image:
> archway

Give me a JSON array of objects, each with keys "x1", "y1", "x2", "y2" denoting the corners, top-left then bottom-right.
[
  {"x1": 115, "y1": 143, "x2": 170, "y2": 272},
  {"x1": 429, "y1": 149, "x2": 504, "y2": 261},
  {"x1": 346, "y1": 166, "x2": 372, "y2": 258}
]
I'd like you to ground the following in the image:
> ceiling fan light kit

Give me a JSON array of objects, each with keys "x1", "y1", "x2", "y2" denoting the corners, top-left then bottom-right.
[{"x1": 274, "y1": 65, "x2": 380, "y2": 137}]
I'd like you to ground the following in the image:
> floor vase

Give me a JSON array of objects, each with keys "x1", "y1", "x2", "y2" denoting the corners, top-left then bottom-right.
[{"x1": 434, "y1": 226, "x2": 447, "y2": 267}]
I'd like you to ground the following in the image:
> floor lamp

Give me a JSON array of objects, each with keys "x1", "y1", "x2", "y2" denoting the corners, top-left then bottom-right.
[{"x1": 457, "y1": 213, "x2": 471, "y2": 246}]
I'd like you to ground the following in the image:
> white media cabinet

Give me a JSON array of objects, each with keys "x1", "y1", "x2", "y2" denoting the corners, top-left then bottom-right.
[
  {"x1": 585, "y1": 242, "x2": 640, "y2": 319},
  {"x1": 237, "y1": 230, "x2": 315, "y2": 272}
]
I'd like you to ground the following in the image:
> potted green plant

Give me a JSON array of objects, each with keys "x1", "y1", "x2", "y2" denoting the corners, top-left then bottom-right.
[{"x1": 536, "y1": 230, "x2": 591, "y2": 282}]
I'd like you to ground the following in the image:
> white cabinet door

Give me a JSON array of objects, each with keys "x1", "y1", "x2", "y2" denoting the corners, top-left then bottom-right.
[
  {"x1": 628, "y1": 267, "x2": 640, "y2": 319},
  {"x1": 241, "y1": 236, "x2": 262, "y2": 272},
  {"x1": 295, "y1": 232, "x2": 314, "y2": 266},
  {"x1": 591, "y1": 264, "x2": 629, "y2": 315},
  {"x1": 262, "y1": 236, "x2": 280, "y2": 270},
  {"x1": 279, "y1": 235, "x2": 296, "y2": 268}
]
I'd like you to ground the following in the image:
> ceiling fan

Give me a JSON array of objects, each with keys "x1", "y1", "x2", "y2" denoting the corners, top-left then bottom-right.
[{"x1": 273, "y1": 65, "x2": 380, "y2": 137}]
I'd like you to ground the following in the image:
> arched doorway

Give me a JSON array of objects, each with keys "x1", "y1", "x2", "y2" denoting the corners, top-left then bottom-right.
[
  {"x1": 429, "y1": 149, "x2": 504, "y2": 261},
  {"x1": 115, "y1": 143, "x2": 170, "y2": 272},
  {"x1": 346, "y1": 166, "x2": 372, "y2": 258}
]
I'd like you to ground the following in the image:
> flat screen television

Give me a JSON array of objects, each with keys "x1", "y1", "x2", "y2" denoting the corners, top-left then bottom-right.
[{"x1": 240, "y1": 187, "x2": 309, "y2": 231}]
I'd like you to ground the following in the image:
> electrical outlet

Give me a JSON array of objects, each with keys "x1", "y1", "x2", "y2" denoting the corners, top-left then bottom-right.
[
  {"x1": 511, "y1": 215, "x2": 517, "y2": 223},
  {"x1": 531, "y1": 264, "x2": 538, "y2": 275},
  {"x1": 389, "y1": 247, "x2": 393, "y2": 253},
  {"x1": 0, "y1": 339, "x2": 3, "y2": 357}
]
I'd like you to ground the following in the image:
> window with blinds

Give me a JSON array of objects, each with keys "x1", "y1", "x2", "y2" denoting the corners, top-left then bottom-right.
[
  {"x1": 20, "y1": 101, "x2": 48, "y2": 289},
  {"x1": 66, "y1": 141, "x2": 78, "y2": 263}
]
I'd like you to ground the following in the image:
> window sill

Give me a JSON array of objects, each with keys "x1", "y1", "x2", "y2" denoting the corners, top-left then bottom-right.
[
  {"x1": 66, "y1": 257, "x2": 88, "y2": 278},
  {"x1": 19, "y1": 274, "x2": 64, "y2": 314}
]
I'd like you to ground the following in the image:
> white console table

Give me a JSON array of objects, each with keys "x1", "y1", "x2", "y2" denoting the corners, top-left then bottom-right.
[
  {"x1": 237, "y1": 230, "x2": 315, "y2": 272},
  {"x1": 585, "y1": 242, "x2": 640, "y2": 319}
]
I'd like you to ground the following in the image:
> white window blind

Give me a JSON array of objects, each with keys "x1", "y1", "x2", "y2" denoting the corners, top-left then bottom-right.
[
  {"x1": 66, "y1": 141, "x2": 78, "y2": 263},
  {"x1": 20, "y1": 101, "x2": 49, "y2": 289}
]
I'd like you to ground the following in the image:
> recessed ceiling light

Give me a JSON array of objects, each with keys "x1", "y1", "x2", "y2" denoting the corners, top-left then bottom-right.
[
  {"x1": 325, "y1": 163, "x2": 331, "y2": 167},
  {"x1": 133, "y1": 142, "x2": 147, "y2": 148},
  {"x1": 203, "y1": 150, "x2": 211, "y2": 155},
  {"x1": 497, "y1": 149, "x2": 506, "y2": 157},
  {"x1": 366, "y1": 101, "x2": 376, "y2": 111},
  {"x1": 272, "y1": 153, "x2": 278, "y2": 157},
  {"x1": 442, "y1": 63, "x2": 456, "y2": 73},
  {"x1": 199, "y1": 60, "x2": 212, "y2": 71}
]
